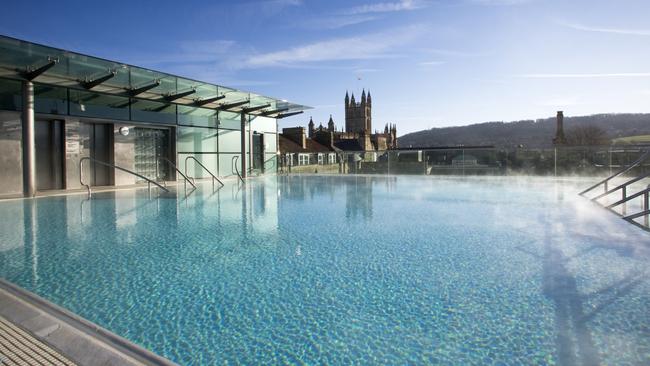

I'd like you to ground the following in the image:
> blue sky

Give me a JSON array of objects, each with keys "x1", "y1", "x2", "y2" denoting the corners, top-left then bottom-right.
[{"x1": 2, "y1": 0, "x2": 650, "y2": 134}]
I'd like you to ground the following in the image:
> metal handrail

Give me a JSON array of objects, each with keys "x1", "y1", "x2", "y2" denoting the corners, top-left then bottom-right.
[
  {"x1": 232, "y1": 155, "x2": 244, "y2": 183},
  {"x1": 184, "y1": 156, "x2": 224, "y2": 189},
  {"x1": 157, "y1": 157, "x2": 196, "y2": 190},
  {"x1": 79, "y1": 157, "x2": 169, "y2": 196},
  {"x1": 607, "y1": 185, "x2": 650, "y2": 209},
  {"x1": 579, "y1": 149, "x2": 650, "y2": 196},
  {"x1": 591, "y1": 170, "x2": 650, "y2": 201},
  {"x1": 247, "y1": 155, "x2": 276, "y2": 175}
]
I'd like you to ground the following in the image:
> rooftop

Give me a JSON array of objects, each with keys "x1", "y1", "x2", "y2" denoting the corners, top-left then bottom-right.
[{"x1": 0, "y1": 35, "x2": 310, "y2": 118}]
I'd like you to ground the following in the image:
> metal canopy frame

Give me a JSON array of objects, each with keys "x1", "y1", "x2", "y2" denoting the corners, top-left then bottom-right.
[{"x1": 0, "y1": 34, "x2": 311, "y2": 117}]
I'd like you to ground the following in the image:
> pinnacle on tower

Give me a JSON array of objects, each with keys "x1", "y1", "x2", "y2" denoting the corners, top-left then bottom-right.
[
  {"x1": 345, "y1": 91, "x2": 349, "y2": 107},
  {"x1": 361, "y1": 89, "x2": 366, "y2": 105},
  {"x1": 367, "y1": 90, "x2": 371, "y2": 105},
  {"x1": 350, "y1": 92, "x2": 355, "y2": 105}
]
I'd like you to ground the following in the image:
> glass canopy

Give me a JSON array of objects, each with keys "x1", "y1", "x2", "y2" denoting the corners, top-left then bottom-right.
[{"x1": 0, "y1": 35, "x2": 310, "y2": 118}]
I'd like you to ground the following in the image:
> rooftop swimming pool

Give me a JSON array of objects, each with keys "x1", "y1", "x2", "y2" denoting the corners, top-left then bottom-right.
[{"x1": 0, "y1": 175, "x2": 649, "y2": 365}]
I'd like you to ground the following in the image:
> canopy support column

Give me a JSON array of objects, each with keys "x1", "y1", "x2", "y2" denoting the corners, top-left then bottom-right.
[{"x1": 22, "y1": 81, "x2": 36, "y2": 197}]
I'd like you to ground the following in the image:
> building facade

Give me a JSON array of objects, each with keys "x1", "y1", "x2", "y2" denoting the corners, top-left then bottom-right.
[
  {"x1": 0, "y1": 35, "x2": 308, "y2": 197},
  {"x1": 280, "y1": 90, "x2": 397, "y2": 159}
]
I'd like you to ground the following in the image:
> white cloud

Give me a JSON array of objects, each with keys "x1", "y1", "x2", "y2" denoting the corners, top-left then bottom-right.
[
  {"x1": 346, "y1": 0, "x2": 426, "y2": 15},
  {"x1": 517, "y1": 73, "x2": 650, "y2": 78},
  {"x1": 245, "y1": 25, "x2": 426, "y2": 68},
  {"x1": 562, "y1": 22, "x2": 650, "y2": 36},
  {"x1": 470, "y1": 0, "x2": 531, "y2": 5},
  {"x1": 419, "y1": 61, "x2": 445, "y2": 66},
  {"x1": 306, "y1": 15, "x2": 379, "y2": 29}
]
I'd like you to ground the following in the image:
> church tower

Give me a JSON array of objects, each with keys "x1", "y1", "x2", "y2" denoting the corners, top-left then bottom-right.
[
  {"x1": 308, "y1": 117, "x2": 315, "y2": 138},
  {"x1": 345, "y1": 89, "x2": 372, "y2": 134}
]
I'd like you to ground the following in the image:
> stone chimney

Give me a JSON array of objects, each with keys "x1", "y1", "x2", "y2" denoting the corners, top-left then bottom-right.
[
  {"x1": 282, "y1": 127, "x2": 306, "y2": 149},
  {"x1": 553, "y1": 111, "x2": 567, "y2": 145}
]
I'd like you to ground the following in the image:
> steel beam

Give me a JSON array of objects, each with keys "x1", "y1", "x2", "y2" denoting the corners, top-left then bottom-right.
[
  {"x1": 24, "y1": 58, "x2": 59, "y2": 81},
  {"x1": 259, "y1": 107, "x2": 289, "y2": 117},
  {"x1": 215, "y1": 100, "x2": 249, "y2": 111},
  {"x1": 242, "y1": 103, "x2": 271, "y2": 114},
  {"x1": 81, "y1": 70, "x2": 117, "y2": 89},
  {"x1": 194, "y1": 95, "x2": 225, "y2": 106},
  {"x1": 276, "y1": 110, "x2": 304, "y2": 119},
  {"x1": 128, "y1": 79, "x2": 160, "y2": 96},
  {"x1": 164, "y1": 88, "x2": 196, "y2": 101}
]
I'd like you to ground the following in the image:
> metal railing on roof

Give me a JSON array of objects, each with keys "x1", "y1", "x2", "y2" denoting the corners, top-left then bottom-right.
[
  {"x1": 184, "y1": 156, "x2": 224, "y2": 190},
  {"x1": 79, "y1": 157, "x2": 169, "y2": 197},
  {"x1": 579, "y1": 149, "x2": 650, "y2": 231},
  {"x1": 157, "y1": 156, "x2": 196, "y2": 190}
]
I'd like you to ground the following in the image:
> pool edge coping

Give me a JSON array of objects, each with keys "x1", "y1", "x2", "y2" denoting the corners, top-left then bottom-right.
[{"x1": 0, "y1": 278, "x2": 178, "y2": 366}]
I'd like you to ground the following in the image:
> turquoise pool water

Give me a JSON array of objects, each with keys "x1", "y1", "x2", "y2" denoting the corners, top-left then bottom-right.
[{"x1": 0, "y1": 175, "x2": 649, "y2": 365}]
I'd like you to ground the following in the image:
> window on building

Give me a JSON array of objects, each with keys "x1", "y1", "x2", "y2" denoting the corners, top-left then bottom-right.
[
  {"x1": 328, "y1": 153, "x2": 336, "y2": 164},
  {"x1": 298, "y1": 154, "x2": 309, "y2": 165},
  {"x1": 317, "y1": 153, "x2": 324, "y2": 165},
  {"x1": 286, "y1": 153, "x2": 293, "y2": 166}
]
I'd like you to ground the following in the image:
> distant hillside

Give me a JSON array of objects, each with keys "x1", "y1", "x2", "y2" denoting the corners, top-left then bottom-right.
[{"x1": 398, "y1": 113, "x2": 650, "y2": 148}]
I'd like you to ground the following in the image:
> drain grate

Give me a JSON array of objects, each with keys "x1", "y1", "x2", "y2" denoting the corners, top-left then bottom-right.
[{"x1": 0, "y1": 316, "x2": 76, "y2": 366}]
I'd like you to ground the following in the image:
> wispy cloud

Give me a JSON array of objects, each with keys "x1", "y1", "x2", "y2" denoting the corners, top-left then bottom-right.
[
  {"x1": 470, "y1": 0, "x2": 532, "y2": 5},
  {"x1": 419, "y1": 61, "x2": 445, "y2": 66},
  {"x1": 304, "y1": 15, "x2": 379, "y2": 29},
  {"x1": 517, "y1": 73, "x2": 650, "y2": 79},
  {"x1": 346, "y1": 0, "x2": 426, "y2": 15},
  {"x1": 561, "y1": 22, "x2": 650, "y2": 36},
  {"x1": 245, "y1": 25, "x2": 426, "y2": 68},
  {"x1": 422, "y1": 48, "x2": 484, "y2": 57}
]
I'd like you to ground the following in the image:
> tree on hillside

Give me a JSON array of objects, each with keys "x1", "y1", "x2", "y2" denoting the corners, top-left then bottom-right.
[{"x1": 565, "y1": 125, "x2": 609, "y2": 146}]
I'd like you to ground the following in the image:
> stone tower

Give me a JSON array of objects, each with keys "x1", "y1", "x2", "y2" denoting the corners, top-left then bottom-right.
[
  {"x1": 345, "y1": 89, "x2": 371, "y2": 134},
  {"x1": 308, "y1": 116, "x2": 315, "y2": 138},
  {"x1": 553, "y1": 111, "x2": 566, "y2": 145},
  {"x1": 327, "y1": 115, "x2": 335, "y2": 132}
]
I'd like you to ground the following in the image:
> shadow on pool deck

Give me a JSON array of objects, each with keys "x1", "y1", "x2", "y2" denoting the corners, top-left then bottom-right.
[{"x1": 516, "y1": 228, "x2": 645, "y2": 366}]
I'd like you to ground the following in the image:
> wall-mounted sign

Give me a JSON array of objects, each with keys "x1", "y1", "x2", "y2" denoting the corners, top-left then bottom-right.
[{"x1": 119, "y1": 126, "x2": 130, "y2": 136}]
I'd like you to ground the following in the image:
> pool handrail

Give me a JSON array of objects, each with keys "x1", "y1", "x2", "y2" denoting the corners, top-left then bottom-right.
[
  {"x1": 232, "y1": 155, "x2": 245, "y2": 183},
  {"x1": 156, "y1": 157, "x2": 196, "y2": 190},
  {"x1": 79, "y1": 157, "x2": 169, "y2": 197},
  {"x1": 184, "y1": 156, "x2": 224, "y2": 190},
  {"x1": 579, "y1": 149, "x2": 650, "y2": 196}
]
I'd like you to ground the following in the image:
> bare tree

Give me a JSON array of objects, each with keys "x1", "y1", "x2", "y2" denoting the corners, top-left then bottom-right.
[{"x1": 566, "y1": 125, "x2": 609, "y2": 146}]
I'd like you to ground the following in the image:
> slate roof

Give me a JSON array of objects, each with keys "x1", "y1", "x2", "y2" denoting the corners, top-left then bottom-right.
[{"x1": 279, "y1": 135, "x2": 333, "y2": 153}]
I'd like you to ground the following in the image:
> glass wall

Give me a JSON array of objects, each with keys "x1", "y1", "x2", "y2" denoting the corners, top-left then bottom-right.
[
  {"x1": 0, "y1": 78, "x2": 21, "y2": 111},
  {"x1": 131, "y1": 100, "x2": 177, "y2": 124},
  {"x1": 69, "y1": 89, "x2": 129, "y2": 120},
  {"x1": 178, "y1": 106, "x2": 218, "y2": 128},
  {"x1": 0, "y1": 77, "x2": 280, "y2": 182},
  {"x1": 34, "y1": 84, "x2": 67, "y2": 115}
]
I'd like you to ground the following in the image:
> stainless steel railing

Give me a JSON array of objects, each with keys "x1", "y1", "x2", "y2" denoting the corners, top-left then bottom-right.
[
  {"x1": 579, "y1": 149, "x2": 650, "y2": 230},
  {"x1": 79, "y1": 157, "x2": 169, "y2": 197},
  {"x1": 157, "y1": 156, "x2": 196, "y2": 190},
  {"x1": 579, "y1": 149, "x2": 650, "y2": 196},
  {"x1": 184, "y1": 156, "x2": 224, "y2": 190},
  {"x1": 232, "y1": 155, "x2": 244, "y2": 183}
]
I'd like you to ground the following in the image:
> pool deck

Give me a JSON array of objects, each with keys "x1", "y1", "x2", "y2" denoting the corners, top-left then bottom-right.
[{"x1": 0, "y1": 279, "x2": 177, "y2": 366}]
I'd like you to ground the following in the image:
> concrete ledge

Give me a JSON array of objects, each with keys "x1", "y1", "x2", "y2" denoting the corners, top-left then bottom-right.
[{"x1": 0, "y1": 279, "x2": 177, "y2": 366}]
